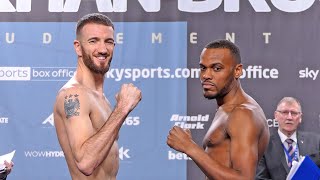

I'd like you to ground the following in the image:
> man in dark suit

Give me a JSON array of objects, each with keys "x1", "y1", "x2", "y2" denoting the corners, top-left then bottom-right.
[{"x1": 256, "y1": 97, "x2": 320, "y2": 180}]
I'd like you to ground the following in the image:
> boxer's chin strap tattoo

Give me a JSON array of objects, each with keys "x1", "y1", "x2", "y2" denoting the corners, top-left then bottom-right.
[{"x1": 64, "y1": 94, "x2": 80, "y2": 119}]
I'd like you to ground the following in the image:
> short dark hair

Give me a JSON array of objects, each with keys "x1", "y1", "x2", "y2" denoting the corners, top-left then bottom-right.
[
  {"x1": 76, "y1": 13, "x2": 114, "y2": 38},
  {"x1": 204, "y1": 39, "x2": 241, "y2": 64}
]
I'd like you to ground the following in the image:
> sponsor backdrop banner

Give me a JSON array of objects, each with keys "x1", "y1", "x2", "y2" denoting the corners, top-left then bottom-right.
[{"x1": 0, "y1": 1, "x2": 319, "y2": 180}]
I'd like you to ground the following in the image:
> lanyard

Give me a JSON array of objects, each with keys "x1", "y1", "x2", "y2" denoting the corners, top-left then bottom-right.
[{"x1": 281, "y1": 143, "x2": 299, "y2": 163}]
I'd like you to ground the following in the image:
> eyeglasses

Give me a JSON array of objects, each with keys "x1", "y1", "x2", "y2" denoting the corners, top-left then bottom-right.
[{"x1": 276, "y1": 110, "x2": 301, "y2": 117}]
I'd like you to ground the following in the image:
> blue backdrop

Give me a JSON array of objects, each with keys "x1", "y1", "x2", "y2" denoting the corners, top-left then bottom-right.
[{"x1": 0, "y1": 22, "x2": 188, "y2": 180}]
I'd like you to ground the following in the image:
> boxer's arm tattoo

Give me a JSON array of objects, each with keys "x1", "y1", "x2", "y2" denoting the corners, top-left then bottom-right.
[{"x1": 64, "y1": 94, "x2": 80, "y2": 119}]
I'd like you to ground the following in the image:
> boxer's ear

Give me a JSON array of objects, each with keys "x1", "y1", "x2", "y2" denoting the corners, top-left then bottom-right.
[{"x1": 234, "y1": 64, "x2": 242, "y2": 79}]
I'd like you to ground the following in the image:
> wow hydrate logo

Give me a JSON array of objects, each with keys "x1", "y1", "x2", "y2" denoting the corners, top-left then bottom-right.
[
  {"x1": 0, "y1": 0, "x2": 316, "y2": 13},
  {"x1": 24, "y1": 150, "x2": 65, "y2": 158},
  {"x1": 0, "y1": 67, "x2": 75, "y2": 81}
]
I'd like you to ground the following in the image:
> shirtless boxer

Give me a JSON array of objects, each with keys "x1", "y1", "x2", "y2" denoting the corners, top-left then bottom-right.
[
  {"x1": 54, "y1": 13, "x2": 141, "y2": 180},
  {"x1": 167, "y1": 39, "x2": 269, "y2": 180}
]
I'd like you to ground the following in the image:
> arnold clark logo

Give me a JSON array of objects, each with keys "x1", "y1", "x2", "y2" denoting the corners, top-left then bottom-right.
[
  {"x1": 168, "y1": 114, "x2": 208, "y2": 160},
  {"x1": 170, "y1": 114, "x2": 209, "y2": 129},
  {"x1": 0, "y1": 0, "x2": 316, "y2": 13}
]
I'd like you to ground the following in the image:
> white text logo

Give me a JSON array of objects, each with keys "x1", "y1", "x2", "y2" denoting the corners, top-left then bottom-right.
[
  {"x1": 0, "y1": 117, "x2": 9, "y2": 124},
  {"x1": 168, "y1": 150, "x2": 191, "y2": 160},
  {"x1": 42, "y1": 113, "x2": 54, "y2": 127},
  {"x1": 123, "y1": 117, "x2": 140, "y2": 126},
  {"x1": 106, "y1": 68, "x2": 199, "y2": 82},
  {"x1": 0, "y1": 0, "x2": 315, "y2": 13},
  {"x1": 32, "y1": 67, "x2": 75, "y2": 81},
  {"x1": 240, "y1": 65, "x2": 279, "y2": 79},
  {"x1": 170, "y1": 114, "x2": 209, "y2": 129},
  {"x1": 24, "y1": 151, "x2": 64, "y2": 158},
  {"x1": 267, "y1": 119, "x2": 279, "y2": 128},
  {"x1": 119, "y1": 147, "x2": 130, "y2": 160},
  {"x1": 0, "y1": 67, "x2": 31, "y2": 81},
  {"x1": 299, "y1": 67, "x2": 319, "y2": 80}
]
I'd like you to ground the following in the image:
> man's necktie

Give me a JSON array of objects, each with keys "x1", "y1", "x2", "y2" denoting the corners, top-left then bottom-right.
[{"x1": 285, "y1": 138, "x2": 295, "y2": 168}]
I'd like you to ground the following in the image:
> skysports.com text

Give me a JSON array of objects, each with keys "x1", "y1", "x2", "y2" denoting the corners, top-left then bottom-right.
[{"x1": 106, "y1": 67, "x2": 200, "y2": 81}]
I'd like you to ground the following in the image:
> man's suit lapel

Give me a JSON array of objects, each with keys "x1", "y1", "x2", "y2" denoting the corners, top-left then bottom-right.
[
  {"x1": 273, "y1": 133, "x2": 290, "y2": 173},
  {"x1": 297, "y1": 132, "x2": 306, "y2": 155}
]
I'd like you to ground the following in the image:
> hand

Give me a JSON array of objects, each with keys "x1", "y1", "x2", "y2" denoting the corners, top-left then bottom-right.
[
  {"x1": 116, "y1": 83, "x2": 142, "y2": 113},
  {"x1": 4, "y1": 161, "x2": 13, "y2": 175},
  {"x1": 167, "y1": 126, "x2": 195, "y2": 153}
]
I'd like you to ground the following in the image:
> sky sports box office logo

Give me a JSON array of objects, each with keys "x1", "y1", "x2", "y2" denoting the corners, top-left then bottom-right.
[
  {"x1": 0, "y1": 66, "x2": 281, "y2": 82},
  {"x1": 5, "y1": 66, "x2": 320, "y2": 82},
  {"x1": 0, "y1": 66, "x2": 200, "y2": 81},
  {"x1": 0, "y1": 67, "x2": 74, "y2": 81}
]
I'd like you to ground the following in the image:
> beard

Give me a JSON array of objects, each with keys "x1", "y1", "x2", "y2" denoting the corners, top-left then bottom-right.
[
  {"x1": 203, "y1": 75, "x2": 235, "y2": 100},
  {"x1": 82, "y1": 48, "x2": 112, "y2": 75}
]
